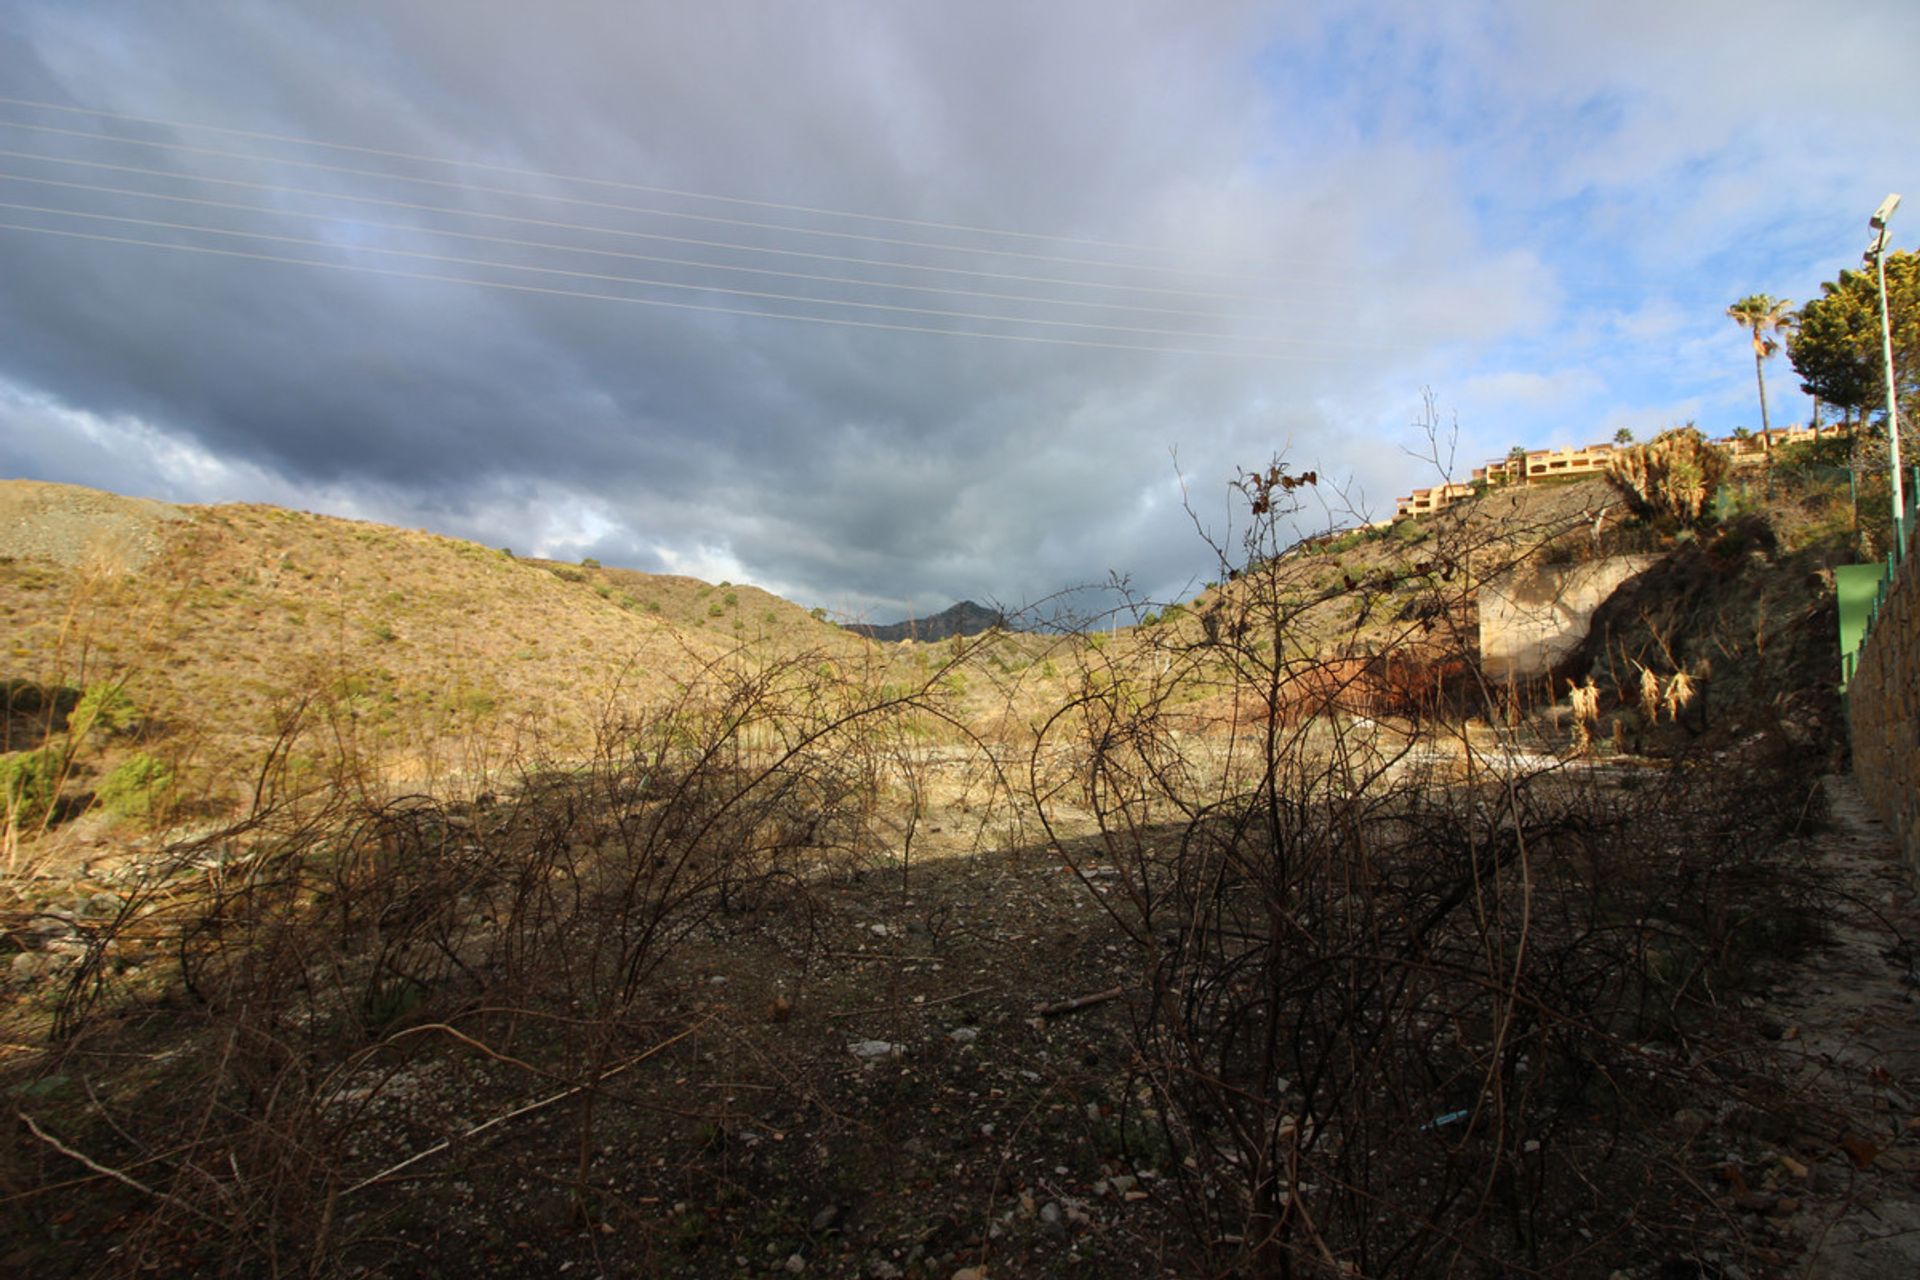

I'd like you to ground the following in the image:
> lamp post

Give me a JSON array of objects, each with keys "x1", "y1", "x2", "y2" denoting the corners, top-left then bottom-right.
[{"x1": 1869, "y1": 193, "x2": 1904, "y2": 531}]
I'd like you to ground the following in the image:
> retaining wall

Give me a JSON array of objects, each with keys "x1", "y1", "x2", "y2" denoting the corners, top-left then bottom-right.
[{"x1": 1848, "y1": 550, "x2": 1920, "y2": 873}]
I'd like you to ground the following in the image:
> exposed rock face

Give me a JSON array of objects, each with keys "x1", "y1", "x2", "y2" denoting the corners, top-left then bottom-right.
[
  {"x1": 841, "y1": 600, "x2": 1004, "y2": 642},
  {"x1": 1478, "y1": 555, "x2": 1661, "y2": 681}
]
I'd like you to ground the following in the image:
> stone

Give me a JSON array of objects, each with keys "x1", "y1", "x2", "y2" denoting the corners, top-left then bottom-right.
[
  {"x1": 9, "y1": 951, "x2": 48, "y2": 983},
  {"x1": 783, "y1": 1254, "x2": 806, "y2": 1274},
  {"x1": 849, "y1": 1040, "x2": 904, "y2": 1060},
  {"x1": 1672, "y1": 1108, "x2": 1712, "y2": 1139}
]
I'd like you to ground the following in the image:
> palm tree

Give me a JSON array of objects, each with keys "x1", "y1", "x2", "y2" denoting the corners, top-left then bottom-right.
[{"x1": 1726, "y1": 294, "x2": 1794, "y2": 449}]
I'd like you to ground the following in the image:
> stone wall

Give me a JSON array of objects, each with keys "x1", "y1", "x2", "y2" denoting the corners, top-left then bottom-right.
[{"x1": 1849, "y1": 553, "x2": 1920, "y2": 873}]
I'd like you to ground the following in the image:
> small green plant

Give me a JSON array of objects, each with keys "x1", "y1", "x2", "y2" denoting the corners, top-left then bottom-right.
[
  {"x1": 723, "y1": 591, "x2": 739, "y2": 609},
  {"x1": 368, "y1": 621, "x2": 397, "y2": 643},
  {"x1": 580, "y1": 557, "x2": 601, "y2": 569},
  {"x1": 1, "y1": 747, "x2": 59, "y2": 828},
  {"x1": 96, "y1": 751, "x2": 174, "y2": 819},
  {"x1": 707, "y1": 603, "x2": 725, "y2": 618},
  {"x1": 594, "y1": 584, "x2": 612, "y2": 599},
  {"x1": 71, "y1": 683, "x2": 135, "y2": 739}
]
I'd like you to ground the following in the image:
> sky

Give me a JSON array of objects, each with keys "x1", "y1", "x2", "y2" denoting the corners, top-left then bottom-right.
[{"x1": 0, "y1": 1, "x2": 1915, "y2": 622}]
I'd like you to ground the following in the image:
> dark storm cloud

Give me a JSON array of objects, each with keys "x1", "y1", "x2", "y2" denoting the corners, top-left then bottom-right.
[{"x1": 3, "y1": 1, "x2": 1908, "y2": 617}]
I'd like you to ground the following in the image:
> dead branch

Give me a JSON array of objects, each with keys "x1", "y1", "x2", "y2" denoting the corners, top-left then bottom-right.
[{"x1": 1033, "y1": 984, "x2": 1132, "y2": 1017}]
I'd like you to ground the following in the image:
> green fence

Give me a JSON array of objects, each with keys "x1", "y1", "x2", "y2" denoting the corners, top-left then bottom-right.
[{"x1": 1840, "y1": 463, "x2": 1920, "y2": 690}]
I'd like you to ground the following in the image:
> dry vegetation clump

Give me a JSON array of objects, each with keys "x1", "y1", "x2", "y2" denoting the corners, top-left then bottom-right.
[{"x1": 1605, "y1": 426, "x2": 1731, "y2": 526}]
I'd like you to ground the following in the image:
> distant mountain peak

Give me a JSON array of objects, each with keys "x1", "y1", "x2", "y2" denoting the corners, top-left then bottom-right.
[{"x1": 841, "y1": 600, "x2": 1005, "y2": 642}]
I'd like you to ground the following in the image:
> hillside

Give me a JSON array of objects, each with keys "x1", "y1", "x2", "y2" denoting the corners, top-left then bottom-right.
[{"x1": 0, "y1": 481, "x2": 876, "y2": 793}]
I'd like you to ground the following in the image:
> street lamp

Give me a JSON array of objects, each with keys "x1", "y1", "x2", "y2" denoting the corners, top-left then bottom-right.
[{"x1": 1868, "y1": 193, "x2": 1904, "y2": 532}]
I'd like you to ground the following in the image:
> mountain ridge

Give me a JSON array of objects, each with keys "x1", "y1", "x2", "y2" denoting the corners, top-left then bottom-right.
[{"x1": 841, "y1": 599, "x2": 1005, "y2": 642}]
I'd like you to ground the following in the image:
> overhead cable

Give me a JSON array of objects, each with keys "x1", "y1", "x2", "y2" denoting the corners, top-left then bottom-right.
[
  {"x1": 0, "y1": 118, "x2": 1260, "y2": 282},
  {"x1": 0, "y1": 218, "x2": 1359, "y2": 362},
  {"x1": 0, "y1": 146, "x2": 1269, "y2": 305},
  {"x1": 0, "y1": 169, "x2": 1298, "y2": 322},
  {"x1": 0, "y1": 94, "x2": 1245, "y2": 263},
  {"x1": 0, "y1": 198, "x2": 1376, "y2": 347}
]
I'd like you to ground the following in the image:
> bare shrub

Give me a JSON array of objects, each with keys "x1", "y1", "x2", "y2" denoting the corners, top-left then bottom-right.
[
  {"x1": 16, "y1": 640, "x2": 990, "y2": 1274},
  {"x1": 1026, "y1": 456, "x2": 1821, "y2": 1277}
]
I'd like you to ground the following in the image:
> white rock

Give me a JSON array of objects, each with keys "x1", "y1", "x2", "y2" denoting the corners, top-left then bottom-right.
[{"x1": 848, "y1": 1040, "x2": 905, "y2": 1060}]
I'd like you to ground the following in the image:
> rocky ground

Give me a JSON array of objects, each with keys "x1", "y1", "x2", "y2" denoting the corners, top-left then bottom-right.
[{"x1": 5, "y1": 766, "x2": 1918, "y2": 1278}]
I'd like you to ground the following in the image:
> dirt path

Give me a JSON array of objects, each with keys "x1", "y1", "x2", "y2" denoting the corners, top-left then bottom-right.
[{"x1": 1760, "y1": 776, "x2": 1920, "y2": 1278}]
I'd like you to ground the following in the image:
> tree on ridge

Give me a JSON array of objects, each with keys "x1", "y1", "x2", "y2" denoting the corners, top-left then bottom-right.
[{"x1": 1727, "y1": 294, "x2": 1794, "y2": 450}]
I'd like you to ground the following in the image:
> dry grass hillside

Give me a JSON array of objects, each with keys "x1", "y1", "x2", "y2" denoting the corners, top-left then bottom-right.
[{"x1": 0, "y1": 481, "x2": 1086, "y2": 837}]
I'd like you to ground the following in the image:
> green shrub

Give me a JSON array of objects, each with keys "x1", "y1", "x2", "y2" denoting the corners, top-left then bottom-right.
[
  {"x1": 723, "y1": 592, "x2": 739, "y2": 609},
  {"x1": 0, "y1": 748, "x2": 60, "y2": 827},
  {"x1": 1324, "y1": 529, "x2": 1367, "y2": 555},
  {"x1": 1711, "y1": 482, "x2": 1761, "y2": 524},
  {"x1": 71, "y1": 683, "x2": 135, "y2": 739},
  {"x1": 1773, "y1": 433, "x2": 1854, "y2": 473},
  {"x1": 97, "y1": 752, "x2": 174, "y2": 819},
  {"x1": 580, "y1": 557, "x2": 601, "y2": 569},
  {"x1": 707, "y1": 603, "x2": 725, "y2": 618}
]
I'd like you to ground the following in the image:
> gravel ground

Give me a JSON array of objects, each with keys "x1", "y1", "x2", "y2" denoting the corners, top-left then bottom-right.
[{"x1": 0, "y1": 479, "x2": 187, "y2": 572}]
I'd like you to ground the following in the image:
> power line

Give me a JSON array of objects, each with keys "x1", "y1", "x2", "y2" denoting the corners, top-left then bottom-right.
[
  {"x1": 0, "y1": 94, "x2": 1246, "y2": 264},
  {"x1": 0, "y1": 168, "x2": 1298, "y2": 322},
  {"x1": 0, "y1": 198, "x2": 1378, "y2": 347},
  {"x1": 0, "y1": 218, "x2": 1361, "y2": 362},
  {"x1": 0, "y1": 146, "x2": 1271, "y2": 305},
  {"x1": 0, "y1": 118, "x2": 1263, "y2": 283}
]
